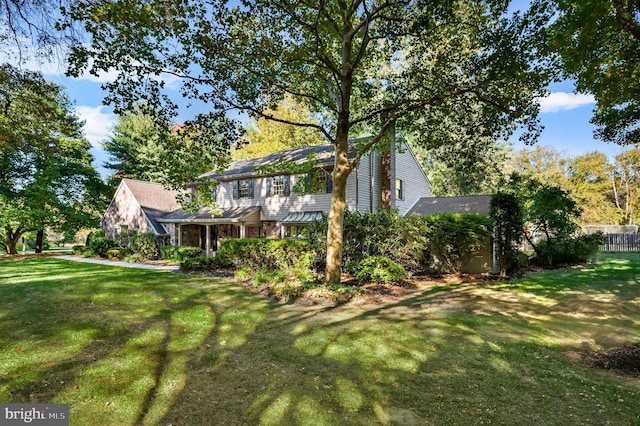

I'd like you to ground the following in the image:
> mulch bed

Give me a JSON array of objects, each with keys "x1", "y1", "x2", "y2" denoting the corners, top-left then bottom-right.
[{"x1": 582, "y1": 343, "x2": 640, "y2": 377}]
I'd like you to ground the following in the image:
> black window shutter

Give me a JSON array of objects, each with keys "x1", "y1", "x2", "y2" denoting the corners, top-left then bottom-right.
[
  {"x1": 266, "y1": 177, "x2": 272, "y2": 197},
  {"x1": 325, "y1": 172, "x2": 333, "y2": 193},
  {"x1": 284, "y1": 175, "x2": 291, "y2": 196},
  {"x1": 232, "y1": 180, "x2": 239, "y2": 199},
  {"x1": 248, "y1": 179, "x2": 254, "y2": 198}
]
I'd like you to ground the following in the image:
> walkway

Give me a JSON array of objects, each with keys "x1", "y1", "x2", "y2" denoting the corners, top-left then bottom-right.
[{"x1": 52, "y1": 255, "x2": 180, "y2": 271}]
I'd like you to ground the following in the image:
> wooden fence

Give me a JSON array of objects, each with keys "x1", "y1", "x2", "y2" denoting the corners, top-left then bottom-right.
[{"x1": 599, "y1": 233, "x2": 640, "y2": 252}]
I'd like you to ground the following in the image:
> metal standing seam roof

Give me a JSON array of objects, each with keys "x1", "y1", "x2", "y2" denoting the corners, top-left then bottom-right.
[
  {"x1": 280, "y1": 211, "x2": 324, "y2": 223},
  {"x1": 158, "y1": 206, "x2": 261, "y2": 223}
]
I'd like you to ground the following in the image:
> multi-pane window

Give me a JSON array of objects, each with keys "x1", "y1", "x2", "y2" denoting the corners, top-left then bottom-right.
[
  {"x1": 395, "y1": 178, "x2": 404, "y2": 200},
  {"x1": 271, "y1": 175, "x2": 286, "y2": 196},
  {"x1": 238, "y1": 179, "x2": 250, "y2": 198}
]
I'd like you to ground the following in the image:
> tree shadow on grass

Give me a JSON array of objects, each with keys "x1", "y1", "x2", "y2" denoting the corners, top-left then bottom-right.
[{"x1": 1, "y1": 257, "x2": 639, "y2": 425}]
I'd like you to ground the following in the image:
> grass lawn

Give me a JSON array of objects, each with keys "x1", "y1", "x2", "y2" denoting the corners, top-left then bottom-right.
[{"x1": 0, "y1": 254, "x2": 638, "y2": 425}]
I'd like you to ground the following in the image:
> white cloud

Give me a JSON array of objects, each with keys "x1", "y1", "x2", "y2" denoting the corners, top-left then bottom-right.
[
  {"x1": 538, "y1": 92, "x2": 595, "y2": 113},
  {"x1": 75, "y1": 105, "x2": 117, "y2": 149}
]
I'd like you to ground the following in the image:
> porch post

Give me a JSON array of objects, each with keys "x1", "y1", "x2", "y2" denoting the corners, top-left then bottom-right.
[
  {"x1": 206, "y1": 225, "x2": 211, "y2": 257},
  {"x1": 240, "y1": 222, "x2": 245, "y2": 239},
  {"x1": 178, "y1": 224, "x2": 182, "y2": 246}
]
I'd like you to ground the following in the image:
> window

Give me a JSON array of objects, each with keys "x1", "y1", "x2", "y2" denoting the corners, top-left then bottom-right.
[
  {"x1": 271, "y1": 175, "x2": 286, "y2": 196},
  {"x1": 308, "y1": 169, "x2": 332, "y2": 193},
  {"x1": 395, "y1": 178, "x2": 404, "y2": 200},
  {"x1": 284, "y1": 224, "x2": 307, "y2": 238},
  {"x1": 238, "y1": 180, "x2": 250, "y2": 198},
  {"x1": 233, "y1": 179, "x2": 253, "y2": 199}
]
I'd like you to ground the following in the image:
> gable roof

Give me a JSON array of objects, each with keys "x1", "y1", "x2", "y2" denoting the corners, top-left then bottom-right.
[
  {"x1": 122, "y1": 179, "x2": 181, "y2": 235},
  {"x1": 200, "y1": 142, "x2": 361, "y2": 181},
  {"x1": 407, "y1": 195, "x2": 492, "y2": 217}
]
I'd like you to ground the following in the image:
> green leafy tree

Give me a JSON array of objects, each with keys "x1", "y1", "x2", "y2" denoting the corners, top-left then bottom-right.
[
  {"x1": 611, "y1": 147, "x2": 640, "y2": 224},
  {"x1": 0, "y1": 65, "x2": 107, "y2": 254},
  {"x1": 544, "y1": 0, "x2": 640, "y2": 144},
  {"x1": 415, "y1": 139, "x2": 513, "y2": 196},
  {"x1": 505, "y1": 145, "x2": 569, "y2": 188},
  {"x1": 66, "y1": 0, "x2": 550, "y2": 282},
  {"x1": 520, "y1": 179, "x2": 582, "y2": 266},
  {"x1": 567, "y1": 151, "x2": 623, "y2": 225},
  {"x1": 233, "y1": 96, "x2": 326, "y2": 161}
]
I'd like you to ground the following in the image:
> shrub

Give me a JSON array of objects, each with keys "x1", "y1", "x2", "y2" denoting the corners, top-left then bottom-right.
[
  {"x1": 535, "y1": 232, "x2": 605, "y2": 266},
  {"x1": 215, "y1": 238, "x2": 315, "y2": 271},
  {"x1": 424, "y1": 213, "x2": 493, "y2": 274},
  {"x1": 130, "y1": 232, "x2": 160, "y2": 260},
  {"x1": 106, "y1": 247, "x2": 125, "y2": 259},
  {"x1": 125, "y1": 253, "x2": 143, "y2": 263},
  {"x1": 180, "y1": 255, "x2": 218, "y2": 272},
  {"x1": 270, "y1": 280, "x2": 305, "y2": 301},
  {"x1": 306, "y1": 210, "x2": 430, "y2": 273},
  {"x1": 72, "y1": 245, "x2": 90, "y2": 255},
  {"x1": 491, "y1": 191, "x2": 524, "y2": 276},
  {"x1": 354, "y1": 256, "x2": 407, "y2": 284},
  {"x1": 89, "y1": 236, "x2": 117, "y2": 258},
  {"x1": 162, "y1": 245, "x2": 204, "y2": 262}
]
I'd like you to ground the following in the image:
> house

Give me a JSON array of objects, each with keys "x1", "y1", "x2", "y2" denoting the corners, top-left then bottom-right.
[
  {"x1": 102, "y1": 141, "x2": 431, "y2": 254},
  {"x1": 102, "y1": 179, "x2": 181, "y2": 244}
]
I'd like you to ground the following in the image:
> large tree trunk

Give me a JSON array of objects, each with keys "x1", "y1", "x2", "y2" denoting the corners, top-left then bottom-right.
[
  {"x1": 35, "y1": 229, "x2": 44, "y2": 253},
  {"x1": 325, "y1": 134, "x2": 352, "y2": 284},
  {"x1": 4, "y1": 228, "x2": 21, "y2": 255}
]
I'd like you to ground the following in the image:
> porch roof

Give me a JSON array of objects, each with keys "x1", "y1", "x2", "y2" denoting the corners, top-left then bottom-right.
[
  {"x1": 280, "y1": 211, "x2": 324, "y2": 223},
  {"x1": 158, "y1": 206, "x2": 261, "y2": 224}
]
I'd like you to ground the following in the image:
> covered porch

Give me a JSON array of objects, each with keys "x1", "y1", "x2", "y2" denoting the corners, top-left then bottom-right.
[{"x1": 158, "y1": 206, "x2": 262, "y2": 257}]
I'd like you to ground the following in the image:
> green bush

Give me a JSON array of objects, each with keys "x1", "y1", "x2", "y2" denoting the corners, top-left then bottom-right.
[
  {"x1": 180, "y1": 255, "x2": 218, "y2": 272},
  {"x1": 125, "y1": 253, "x2": 143, "y2": 263},
  {"x1": 89, "y1": 236, "x2": 117, "y2": 258},
  {"x1": 354, "y1": 256, "x2": 407, "y2": 284},
  {"x1": 130, "y1": 232, "x2": 160, "y2": 260},
  {"x1": 536, "y1": 232, "x2": 605, "y2": 266},
  {"x1": 72, "y1": 245, "x2": 90, "y2": 255},
  {"x1": 306, "y1": 210, "x2": 430, "y2": 273},
  {"x1": 86, "y1": 229, "x2": 106, "y2": 246},
  {"x1": 424, "y1": 213, "x2": 493, "y2": 274},
  {"x1": 215, "y1": 238, "x2": 315, "y2": 271},
  {"x1": 107, "y1": 248, "x2": 123, "y2": 259},
  {"x1": 162, "y1": 245, "x2": 204, "y2": 262}
]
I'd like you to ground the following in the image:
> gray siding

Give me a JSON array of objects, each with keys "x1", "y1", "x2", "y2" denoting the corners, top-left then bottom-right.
[
  {"x1": 213, "y1": 142, "x2": 428, "y2": 219},
  {"x1": 393, "y1": 143, "x2": 431, "y2": 215},
  {"x1": 217, "y1": 175, "x2": 332, "y2": 221}
]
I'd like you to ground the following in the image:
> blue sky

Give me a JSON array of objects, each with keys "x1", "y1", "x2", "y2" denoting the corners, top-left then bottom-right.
[
  {"x1": 4, "y1": 2, "x2": 629, "y2": 179},
  {"x1": 49, "y1": 67, "x2": 625, "y2": 179}
]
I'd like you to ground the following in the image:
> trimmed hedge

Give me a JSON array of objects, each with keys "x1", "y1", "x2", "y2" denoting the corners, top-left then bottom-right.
[
  {"x1": 162, "y1": 245, "x2": 204, "y2": 262},
  {"x1": 180, "y1": 255, "x2": 218, "y2": 272}
]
